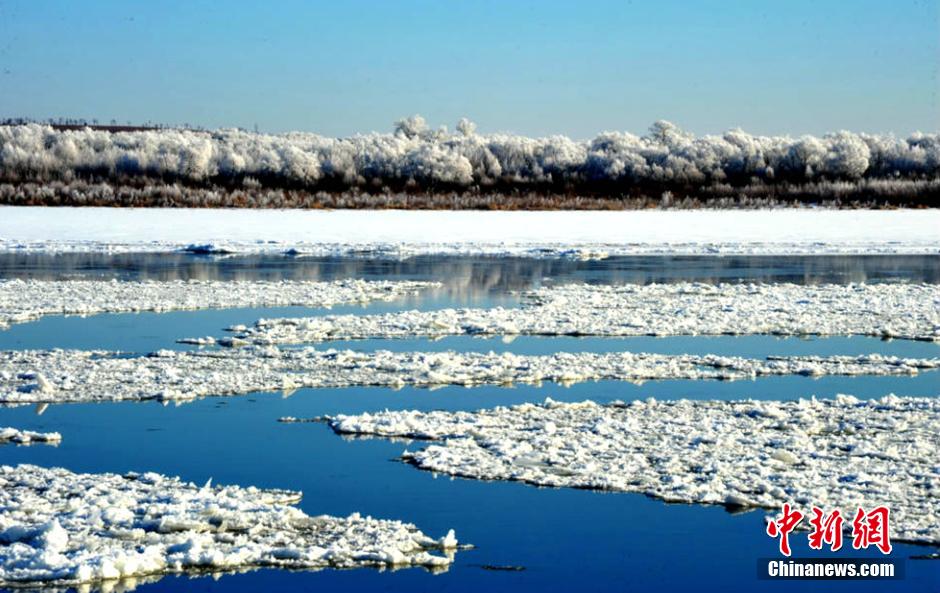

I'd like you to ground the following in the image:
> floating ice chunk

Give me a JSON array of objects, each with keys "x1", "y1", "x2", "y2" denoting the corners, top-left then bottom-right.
[
  {"x1": 0, "y1": 427, "x2": 61, "y2": 445},
  {"x1": 437, "y1": 529, "x2": 459, "y2": 549},
  {"x1": 14, "y1": 371, "x2": 55, "y2": 395},
  {"x1": 770, "y1": 450, "x2": 799, "y2": 464},
  {"x1": 1, "y1": 348, "x2": 937, "y2": 404},
  {"x1": 34, "y1": 373, "x2": 54, "y2": 393},
  {"x1": 0, "y1": 279, "x2": 438, "y2": 330},
  {"x1": 0, "y1": 464, "x2": 460, "y2": 588},
  {"x1": 328, "y1": 395, "x2": 940, "y2": 546},
  {"x1": 182, "y1": 243, "x2": 235, "y2": 255},
  {"x1": 224, "y1": 283, "x2": 940, "y2": 345},
  {"x1": 176, "y1": 336, "x2": 216, "y2": 346},
  {"x1": 37, "y1": 519, "x2": 69, "y2": 554}
]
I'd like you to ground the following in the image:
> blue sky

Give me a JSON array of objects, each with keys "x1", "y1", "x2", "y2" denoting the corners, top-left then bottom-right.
[{"x1": 0, "y1": 0, "x2": 937, "y2": 137}]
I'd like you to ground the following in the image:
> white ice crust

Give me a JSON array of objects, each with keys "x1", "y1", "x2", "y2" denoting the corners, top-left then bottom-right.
[
  {"x1": 1, "y1": 348, "x2": 937, "y2": 404},
  {"x1": 0, "y1": 427, "x2": 61, "y2": 445},
  {"x1": 0, "y1": 279, "x2": 436, "y2": 330},
  {"x1": 226, "y1": 283, "x2": 940, "y2": 345},
  {"x1": 330, "y1": 395, "x2": 940, "y2": 545},
  {"x1": 0, "y1": 465, "x2": 459, "y2": 589},
  {"x1": 1, "y1": 207, "x2": 939, "y2": 257}
]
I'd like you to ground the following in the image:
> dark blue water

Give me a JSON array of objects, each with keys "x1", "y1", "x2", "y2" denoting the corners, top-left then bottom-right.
[{"x1": 1, "y1": 254, "x2": 938, "y2": 592}]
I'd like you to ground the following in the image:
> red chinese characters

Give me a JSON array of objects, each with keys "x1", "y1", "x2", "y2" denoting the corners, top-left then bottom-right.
[
  {"x1": 808, "y1": 507, "x2": 844, "y2": 551},
  {"x1": 766, "y1": 503, "x2": 804, "y2": 557},
  {"x1": 767, "y1": 504, "x2": 892, "y2": 556},
  {"x1": 852, "y1": 506, "x2": 892, "y2": 554}
]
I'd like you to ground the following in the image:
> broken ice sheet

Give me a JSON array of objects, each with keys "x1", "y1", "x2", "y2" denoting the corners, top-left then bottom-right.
[
  {"x1": 218, "y1": 282, "x2": 940, "y2": 345},
  {"x1": 327, "y1": 395, "x2": 940, "y2": 546},
  {"x1": 0, "y1": 465, "x2": 460, "y2": 590},
  {"x1": 0, "y1": 279, "x2": 437, "y2": 330},
  {"x1": 1, "y1": 348, "x2": 937, "y2": 404}
]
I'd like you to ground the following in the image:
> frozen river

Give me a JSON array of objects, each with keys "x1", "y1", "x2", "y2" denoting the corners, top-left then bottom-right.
[{"x1": 1, "y1": 253, "x2": 938, "y2": 592}]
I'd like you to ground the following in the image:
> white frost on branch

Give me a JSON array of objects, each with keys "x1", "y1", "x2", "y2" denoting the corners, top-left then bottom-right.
[{"x1": 2, "y1": 120, "x2": 937, "y2": 189}]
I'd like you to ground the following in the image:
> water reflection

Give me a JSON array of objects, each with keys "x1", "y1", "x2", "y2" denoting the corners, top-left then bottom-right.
[{"x1": 0, "y1": 254, "x2": 938, "y2": 294}]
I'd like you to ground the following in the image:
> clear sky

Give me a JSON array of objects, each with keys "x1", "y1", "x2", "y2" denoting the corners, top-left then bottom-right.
[{"x1": 0, "y1": 0, "x2": 937, "y2": 138}]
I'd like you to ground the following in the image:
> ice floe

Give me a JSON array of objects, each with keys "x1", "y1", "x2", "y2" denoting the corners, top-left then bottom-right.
[
  {"x1": 0, "y1": 348, "x2": 937, "y2": 404},
  {"x1": 0, "y1": 279, "x2": 436, "y2": 330},
  {"x1": 222, "y1": 282, "x2": 940, "y2": 345},
  {"x1": 0, "y1": 464, "x2": 460, "y2": 589},
  {"x1": 328, "y1": 395, "x2": 940, "y2": 545},
  {"x1": 0, "y1": 427, "x2": 61, "y2": 445}
]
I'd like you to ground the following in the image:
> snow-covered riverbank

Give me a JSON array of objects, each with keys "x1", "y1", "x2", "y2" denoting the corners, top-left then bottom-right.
[{"x1": 1, "y1": 207, "x2": 938, "y2": 256}]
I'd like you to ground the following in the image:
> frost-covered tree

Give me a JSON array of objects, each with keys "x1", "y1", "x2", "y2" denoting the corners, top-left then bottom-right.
[
  {"x1": 0, "y1": 118, "x2": 937, "y2": 201},
  {"x1": 456, "y1": 118, "x2": 477, "y2": 137},
  {"x1": 394, "y1": 115, "x2": 428, "y2": 139}
]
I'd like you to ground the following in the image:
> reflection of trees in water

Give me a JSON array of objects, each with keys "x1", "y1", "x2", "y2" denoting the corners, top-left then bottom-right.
[{"x1": 0, "y1": 254, "x2": 937, "y2": 300}]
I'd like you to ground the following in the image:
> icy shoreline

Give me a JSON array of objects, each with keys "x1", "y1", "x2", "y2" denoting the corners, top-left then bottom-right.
[
  {"x1": 1, "y1": 348, "x2": 937, "y2": 404},
  {"x1": 329, "y1": 395, "x2": 940, "y2": 546},
  {"x1": 224, "y1": 283, "x2": 940, "y2": 345},
  {"x1": 1, "y1": 207, "x2": 939, "y2": 256},
  {"x1": 0, "y1": 465, "x2": 460, "y2": 588},
  {"x1": 0, "y1": 279, "x2": 436, "y2": 330}
]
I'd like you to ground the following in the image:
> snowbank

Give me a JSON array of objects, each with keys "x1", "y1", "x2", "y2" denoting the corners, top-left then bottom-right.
[
  {"x1": 329, "y1": 395, "x2": 940, "y2": 545},
  {"x1": 226, "y1": 283, "x2": 940, "y2": 345},
  {"x1": 1, "y1": 207, "x2": 939, "y2": 256},
  {"x1": 0, "y1": 465, "x2": 459, "y2": 588},
  {"x1": 2, "y1": 348, "x2": 937, "y2": 404}
]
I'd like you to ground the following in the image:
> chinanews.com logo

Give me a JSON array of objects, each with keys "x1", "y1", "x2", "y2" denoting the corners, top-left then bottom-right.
[{"x1": 758, "y1": 503, "x2": 904, "y2": 580}]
